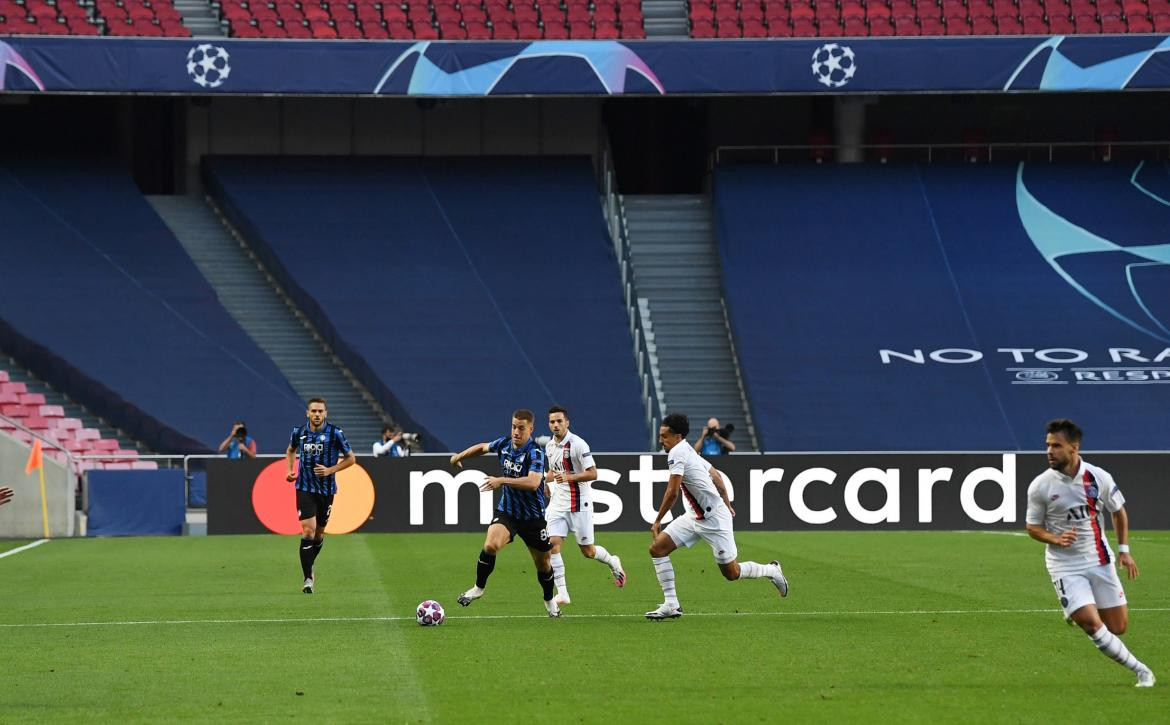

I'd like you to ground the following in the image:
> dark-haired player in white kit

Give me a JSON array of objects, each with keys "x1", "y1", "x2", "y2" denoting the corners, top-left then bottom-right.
[
  {"x1": 1025, "y1": 418, "x2": 1155, "y2": 687},
  {"x1": 645, "y1": 412, "x2": 788, "y2": 619},
  {"x1": 543, "y1": 405, "x2": 625, "y2": 606}
]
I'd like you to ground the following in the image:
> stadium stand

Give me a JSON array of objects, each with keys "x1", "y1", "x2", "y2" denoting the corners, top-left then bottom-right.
[
  {"x1": 688, "y1": 0, "x2": 1170, "y2": 37},
  {"x1": 203, "y1": 156, "x2": 647, "y2": 452},
  {"x1": 715, "y1": 162, "x2": 1170, "y2": 452},
  {"x1": 0, "y1": 0, "x2": 100, "y2": 34},
  {"x1": 0, "y1": 0, "x2": 189, "y2": 35},
  {"x1": 0, "y1": 161, "x2": 302, "y2": 452},
  {"x1": 0, "y1": 366, "x2": 156, "y2": 471},
  {"x1": 93, "y1": 0, "x2": 190, "y2": 36},
  {"x1": 216, "y1": 0, "x2": 644, "y2": 39}
]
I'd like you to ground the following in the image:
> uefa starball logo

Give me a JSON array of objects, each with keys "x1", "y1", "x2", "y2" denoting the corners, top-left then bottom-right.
[
  {"x1": 186, "y1": 44, "x2": 231, "y2": 89},
  {"x1": 811, "y1": 43, "x2": 857, "y2": 88}
]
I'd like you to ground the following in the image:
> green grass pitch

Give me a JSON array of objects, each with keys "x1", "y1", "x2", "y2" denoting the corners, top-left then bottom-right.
[{"x1": 4, "y1": 531, "x2": 1168, "y2": 723}]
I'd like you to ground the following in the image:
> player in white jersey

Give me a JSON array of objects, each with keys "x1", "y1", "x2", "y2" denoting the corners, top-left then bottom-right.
[
  {"x1": 542, "y1": 406, "x2": 626, "y2": 605},
  {"x1": 1025, "y1": 419, "x2": 1155, "y2": 688},
  {"x1": 644, "y1": 412, "x2": 788, "y2": 620}
]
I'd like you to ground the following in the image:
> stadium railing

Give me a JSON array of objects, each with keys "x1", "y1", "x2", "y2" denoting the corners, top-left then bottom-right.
[
  {"x1": 600, "y1": 142, "x2": 664, "y2": 451},
  {"x1": 713, "y1": 139, "x2": 1170, "y2": 165}
]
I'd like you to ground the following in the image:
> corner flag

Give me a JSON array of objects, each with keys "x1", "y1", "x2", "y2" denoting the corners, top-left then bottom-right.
[{"x1": 25, "y1": 439, "x2": 50, "y2": 538}]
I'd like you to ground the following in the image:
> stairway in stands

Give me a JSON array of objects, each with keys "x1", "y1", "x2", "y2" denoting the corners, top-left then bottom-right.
[
  {"x1": 622, "y1": 195, "x2": 758, "y2": 450},
  {"x1": 149, "y1": 196, "x2": 391, "y2": 453},
  {"x1": 642, "y1": 0, "x2": 690, "y2": 35}
]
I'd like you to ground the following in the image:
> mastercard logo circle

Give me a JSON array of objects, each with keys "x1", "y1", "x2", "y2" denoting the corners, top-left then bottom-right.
[{"x1": 251, "y1": 460, "x2": 375, "y2": 535}]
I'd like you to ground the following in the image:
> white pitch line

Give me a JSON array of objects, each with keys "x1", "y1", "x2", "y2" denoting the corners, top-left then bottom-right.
[
  {"x1": 0, "y1": 539, "x2": 48, "y2": 560},
  {"x1": 3, "y1": 607, "x2": 1170, "y2": 629}
]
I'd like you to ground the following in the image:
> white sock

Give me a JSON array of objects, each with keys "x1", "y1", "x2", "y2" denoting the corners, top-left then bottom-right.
[
  {"x1": 550, "y1": 553, "x2": 567, "y2": 594},
  {"x1": 591, "y1": 545, "x2": 616, "y2": 568},
  {"x1": 737, "y1": 561, "x2": 770, "y2": 580},
  {"x1": 651, "y1": 556, "x2": 678, "y2": 606},
  {"x1": 1090, "y1": 625, "x2": 1146, "y2": 674}
]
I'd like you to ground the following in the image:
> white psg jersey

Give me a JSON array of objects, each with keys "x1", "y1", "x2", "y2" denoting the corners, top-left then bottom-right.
[
  {"x1": 1026, "y1": 459, "x2": 1126, "y2": 576},
  {"x1": 544, "y1": 431, "x2": 596, "y2": 514},
  {"x1": 667, "y1": 440, "x2": 727, "y2": 521}
]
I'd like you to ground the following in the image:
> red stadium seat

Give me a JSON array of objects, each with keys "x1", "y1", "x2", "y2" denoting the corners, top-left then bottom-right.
[
  {"x1": 491, "y1": 20, "x2": 518, "y2": 37},
  {"x1": 893, "y1": 14, "x2": 921, "y2": 34},
  {"x1": 568, "y1": 19, "x2": 593, "y2": 37},
  {"x1": 741, "y1": 16, "x2": 767, "y2": 34},
  {"x1": 919, "y1": 14, "x2": 945, "y2": 32},
  {"x1": 516, "y1": 18, "x2": 541, "y2": 35},
  {"x1": 766, "y1": 18, "x2": 792, "y2": 35},
  {"x1": 1153, "y1": 11, "x2": 1170, "y2": 29},
  {"x1": 791, "y1": 16, "x2": 817, "y2": 34},
  {"x1": 691, "y1": 16, "x2": 716, "y2": 35},
  {"x1": 413, "y1": 22, "x2": 439, "y2": 38},
  {"x1": 1074, "y1": 12, "x2": 1101, "y2": 31},
  {"x1": 620, "y1": 19, "x2": 645, "y2": 36},
  {"x1": 715, "y1": 18, "x2": 741, "y2": 35},
  {"x1": 997, "y1": 14, "x2": 1023, "y2": 32},
  {"x1": 789, "y1": 1, "x2": 814, "y2": 21},
  {"x1": 542, "y1": 20, "x2": 568, "y2": 37},
  {"x1": 842, "y1": 15, "x2": 867, "y2": 33},
  {"x1": 1127, "y1": 13, "x2": 1154, "y2": 30},
  {"x1": 1100, "y1": 12, "x2": 1126, "y2": 31},
  {"x1": 946, "y1": 16, "x2": 974, "y2": 32},
  {"x1": 869, "y1": 16, "x2": 895, "y2": 33},
  {"x1": 971, "y1": 15, "x2": 996, "y2": 32}
]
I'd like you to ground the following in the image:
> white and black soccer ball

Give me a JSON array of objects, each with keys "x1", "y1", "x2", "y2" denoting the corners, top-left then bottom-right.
[
  {"x1": 186, "y1": 44, "x2": 231, "y2": 89},
  {"x1": 811, "y1": 43, "x2": 857, "y2": 89},
  {"x1": 416, "y1": 600, "x2": 445, "y2": 626}
]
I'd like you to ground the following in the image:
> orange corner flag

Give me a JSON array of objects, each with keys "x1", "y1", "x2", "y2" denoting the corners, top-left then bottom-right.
[{"x1": 25, "y1": 438, "x2": 43, "y2": 474}]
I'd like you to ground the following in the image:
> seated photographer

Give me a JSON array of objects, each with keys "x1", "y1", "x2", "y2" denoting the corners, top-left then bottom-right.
[
  {"x1": 694, "y1": 417, "x2": 736, "y2": 456},
  {"x1": 219, "y1": 420, "x2": 257, "y2": 459},
  {"x1": 373, "y1": 425, "x2": 414, "y2": 457}
]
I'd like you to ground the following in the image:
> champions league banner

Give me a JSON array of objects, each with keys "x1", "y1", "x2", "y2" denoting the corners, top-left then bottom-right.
[
  {"x1": 206, "y1": 452, "x2": 1170, "y2": 535},
  {"x1": 4, "y1": 35, "x2": 1170, "y2": 95}
]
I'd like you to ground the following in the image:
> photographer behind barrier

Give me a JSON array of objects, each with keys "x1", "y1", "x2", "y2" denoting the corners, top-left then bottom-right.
[
  {"x1": 218, "y1": 420, "x2": 257, "y2": 459},
  {"x1": 694, "y1": 417, "x2": 736, "y2": 456},
  {"x1": 373, "y1": 425, "x2": 416, "y2": 457}
]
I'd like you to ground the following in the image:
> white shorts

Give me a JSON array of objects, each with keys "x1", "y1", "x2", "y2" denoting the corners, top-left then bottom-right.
[
  {"x1": 546, "y1": 509, "x2": 594, "y2": 545},
  {"x1": 1052, "y1": 564, "x2": 1127, "y2": 619},
  {"x1": 664, "y1": 511, "x2": 737, "y2": 565}
]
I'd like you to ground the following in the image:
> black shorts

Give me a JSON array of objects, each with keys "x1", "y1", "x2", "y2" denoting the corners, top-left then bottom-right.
[
  {"x1": 296, "y1": 490, "x2": 334, "y2": 527},
  {"x1": 490, "y1": 511, "x2": 551, "y2": 552}
]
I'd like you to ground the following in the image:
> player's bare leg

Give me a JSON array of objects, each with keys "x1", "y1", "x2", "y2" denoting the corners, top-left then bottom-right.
[
  {"x1": 580, "y1": 542, "x2": 626, "y2": 589},
  {"x1": 1099, "y1": 604, "x2": 1129, "y2": 635},
  {"x1": 722, "y1": 559, "x2": 789, "y2": 598},
  {"x1": 459, "y1": 523, "x2": 511, "y2": 606},
  {"x1": 299, "y1": 517, "x2": 318, "y2": 594},
  {"x1": 1071, "y1": 604, "x2": 1154, "y2": 687},
  {"x1": 528, "y1": 546, "x2": 561, "y2": 618},
  {"x1": 646, "y1": 533, "x2": 682, "y2": 619},
  {"x1": 549, "y1": 536, "x2": 571, "y2": 605}
]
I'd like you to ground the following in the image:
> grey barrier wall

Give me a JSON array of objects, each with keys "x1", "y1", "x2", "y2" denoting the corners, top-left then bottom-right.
[
  {"x1": 207, "y1": 452, "x2": 1170, "y2": 534},
  {"x1": 0, "y1": 434, "x2": 74, "y2": 538}
]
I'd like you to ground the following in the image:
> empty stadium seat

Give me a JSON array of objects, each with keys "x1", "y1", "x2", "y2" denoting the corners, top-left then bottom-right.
[
  {"x1": 204, "y1": 157, "x2": 648, "y2": 452},
  {"x1": 0, "y1": 162, "x2": 302, "y2": 452}
]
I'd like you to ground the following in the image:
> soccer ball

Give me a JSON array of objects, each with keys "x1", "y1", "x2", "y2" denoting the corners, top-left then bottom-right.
[
  {"x1": 416, "y1": 600, "x2": 444, "y2": 626},
  {"x1": 811, "y1": 43, "x2": 857, "y2": 89},
  {"x1": 186, "y1": 44, "x2": 231, "y2": 89}
]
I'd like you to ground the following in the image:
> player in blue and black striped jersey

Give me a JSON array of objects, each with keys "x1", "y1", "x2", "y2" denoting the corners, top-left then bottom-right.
[
  {"x1": 449, "y1": 409, "x2": 561, "y2": 617},
  {"x1": 284, "y1": 396, "x2": 355, "y2": 594}
]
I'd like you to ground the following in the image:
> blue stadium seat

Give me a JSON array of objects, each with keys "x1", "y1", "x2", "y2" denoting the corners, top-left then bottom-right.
[
  {"x1": 204, "y1": 156, "x2": 646, "y2": 452},
  {"x1": 0, "y1": 161, "x2": 302, "y2": 452},
  {"x1": 715, "y1": 163, "x2": 1170, "y2": 452}
]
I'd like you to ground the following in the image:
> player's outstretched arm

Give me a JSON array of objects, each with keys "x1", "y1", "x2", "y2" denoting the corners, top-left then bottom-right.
[
  {"x1": 1112, "y1": 507, "x2": 1139, "y2": 580},
  {"x1": 1026, "y1": 523, "x2": 1076, "y2": 547},
  {"x1": 450, "y1": 442, "x2": 490, "y2": 469}
]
